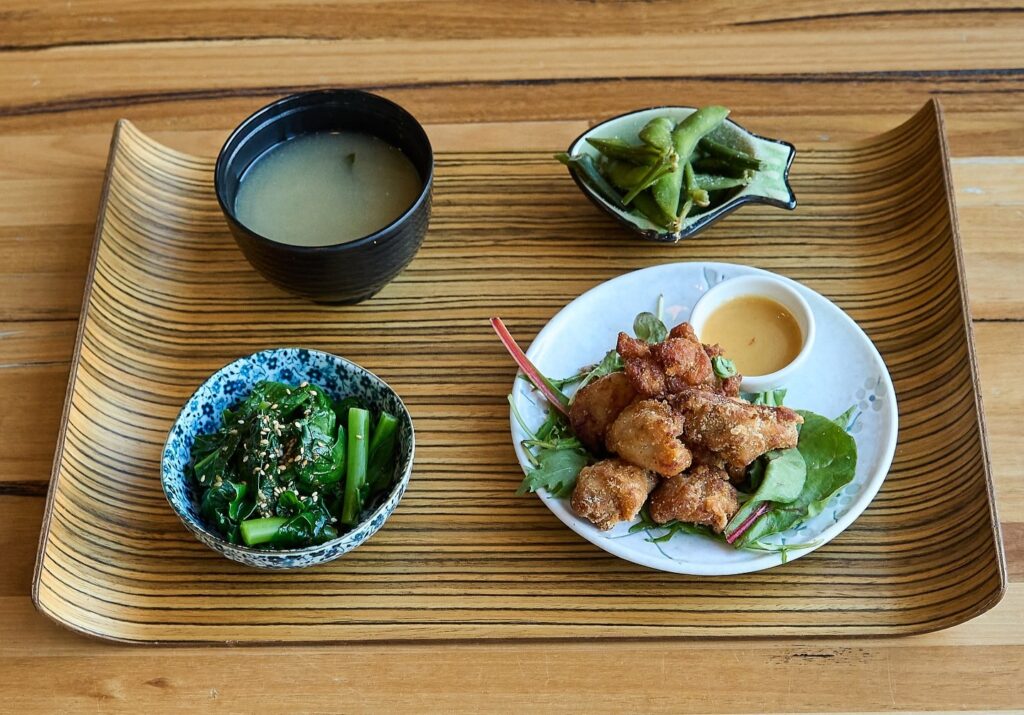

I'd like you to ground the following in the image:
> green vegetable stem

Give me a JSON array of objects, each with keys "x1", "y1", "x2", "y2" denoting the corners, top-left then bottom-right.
[
  {"x1": 366, "y1": 412, "x2": 400, "y2": 492},
  {"x1": 240, "y1": 516, "x2": 288, "y2": 546},
  {"x1": 341, "y1": 407, "x2": 371, "y2": 526}
]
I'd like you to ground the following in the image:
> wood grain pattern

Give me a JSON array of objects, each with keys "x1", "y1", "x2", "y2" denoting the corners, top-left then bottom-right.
[
  {"x1": 4, "y1": 2, "x2": 1024, "y2": 709},
  {"x1": 30, "y1": 101, "x2": 1004, "y2": 643}
]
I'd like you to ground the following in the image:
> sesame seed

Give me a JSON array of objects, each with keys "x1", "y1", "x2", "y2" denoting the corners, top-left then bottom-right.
[
  {"x1": 299, "y1": 381, "x2": 308, "y2": 388},
  {"x1": 237, "y1": 419, "x2": 244, "y2": 425},
  {"x1": 270, "y1": 403, "x2": 279, "y2": 409},
  {"x1": 259, "y1": 439, "x2": 269, "y2": 445}
]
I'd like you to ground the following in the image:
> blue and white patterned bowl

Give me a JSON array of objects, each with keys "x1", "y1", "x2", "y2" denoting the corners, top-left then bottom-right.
[{"x1": 161, "y1": 348, "x2": 414, "y2": 569}]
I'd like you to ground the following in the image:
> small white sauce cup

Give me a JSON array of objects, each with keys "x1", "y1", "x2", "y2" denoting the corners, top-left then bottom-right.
[{"x1": 688, "y1": 274, "x2": 816, "y2": 394}]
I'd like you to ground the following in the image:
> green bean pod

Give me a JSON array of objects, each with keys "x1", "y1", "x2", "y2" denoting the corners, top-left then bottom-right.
[
  {"x1": 698, "y1": 137, "x2": 763, "y2": 171},
  {"x1": 652, "y1": 106, "x2": 727, "y2": 217},
  {"x1": 621, "y1": 153, "x2": 678, "y2": 205},
  {"x1": 585, "y1": 137, "x2": 664, "y2": 164},
  {"x1": 638, "y1": 117, "x2": 675, "y2": 152},
  {"x1": 632, "y1": 192, "x2": 679, "y2": 230},
  {"x1": 602, "y1": 159, "x2": 655, "y2": 192},
  {"x1": 555, "y1": 153, "x2": 627, "y2": 210},
  {"x1": 683, "y1": 162, "x2": 709, "y2": 207},
  {"x1": 672, "y1": 106, "x2": 730, "y2": 165},
  {"x1": 693, "y1": 173, "x2": 752, "y2": 191},
  {"x1": 692, "y1": 157, "x2": 751, "y2": 178}
]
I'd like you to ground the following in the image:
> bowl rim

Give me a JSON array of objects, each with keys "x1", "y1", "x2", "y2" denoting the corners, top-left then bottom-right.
[
  {"x1": 688, "y1": 273, "x2": 817, "y2": 391},
  {"x1": 213, "y1": 88, "x2": 434, "y2": 254},
  {"x1": 160, "y1": 347, "x2": 414, "y2": 557},
  {"x1": 565, "y1": 105, "x2": 797, "y2": 243}
]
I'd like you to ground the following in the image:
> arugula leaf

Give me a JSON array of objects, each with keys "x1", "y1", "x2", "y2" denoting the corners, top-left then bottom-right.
[
  {"x1": 633, "y1": 312, "x2": 668, "y2": 343},
  {"x1": 630, "y1": 506, "x2": 719, "y2": 542},
  {"x1": 573, "y1": 349, "x2": 625, "y2": 395},
  {"x1": 516, "y1": 447, "x2": 588, "y2": 497},
  {"x1": 711, "y1": 355, "x2": 737, "y2": 379}
]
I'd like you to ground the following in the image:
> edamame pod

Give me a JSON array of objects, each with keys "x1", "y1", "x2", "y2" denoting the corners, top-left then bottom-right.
[
  {"x1": 555, "y1": 153, "x2": 626, "y2": 210},
  {"x1": 698, "y1": 136, "x2": 763, "y2": 171},
  {"x1": 585, "y1": 137, "x2": 664, "y2": 164},
  {"x1": 693, "y1": 173, "x2": 752, "y2": 191},
  {"x1": 632, "y1": 192, "x2": 678, "y2": 230},
  {"x1": 638, "y1": 117, "x2": 675, "y2": 152}
]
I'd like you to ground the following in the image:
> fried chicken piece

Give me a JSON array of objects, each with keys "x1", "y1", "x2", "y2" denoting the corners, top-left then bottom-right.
[
  {"x1": 569, "y1": 372, "x2": 637, "y2": 454},
  {"x1": 671, "y1": 388, "x2": 803, "y2": 470},
  {"x1": 570, "y1": 458, "x2": 657, "y2": 531},
  {"x1": 653, "y1": 334, "x2": 714, "y2": 392},
  {"x1": 648, "y1": 464, "x2": 739, "y2": 532},
  {"x1": 668, "y1": 322, "x2": 699, "y2": 342},
  {"x1": 689, "y1": 445, "x2": 747, "y2": 484},
  {"x1": 606, "y1": 399, "x2": 692, "y2": 477},
  {"x1": 617, "y1": 332, "x2": 666, "y2": 396},
  {"x1": 617, "y1": 322, "x2": 720, "y2": 397},
  {"x1": 701, "y1": 342, "x2": 742, "y2": 397}
]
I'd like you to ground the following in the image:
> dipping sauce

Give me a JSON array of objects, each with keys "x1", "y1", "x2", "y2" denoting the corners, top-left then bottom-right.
[
  {"x1": 700, "y1": 295, "x2": 803, "y2": 376},
  {"x1": 234, "y1": 132, "x2": 422, "y2": 247}
]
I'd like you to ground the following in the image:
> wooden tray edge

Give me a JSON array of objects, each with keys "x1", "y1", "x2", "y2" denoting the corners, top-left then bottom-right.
[
  {"x1": 927, "y1": 97, "x2": 1008, "y2": 621},
  {"x1": 31, "y1": 119, "x2": 129, "y2": 629},
  {"x1": 30, "y1": 106, "x2": 1007, "y2": 644}
]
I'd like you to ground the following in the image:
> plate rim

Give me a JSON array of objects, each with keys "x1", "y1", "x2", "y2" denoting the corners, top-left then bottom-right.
[{"x1": 509, "y1": 261, "x2": 899, "y2": 576}]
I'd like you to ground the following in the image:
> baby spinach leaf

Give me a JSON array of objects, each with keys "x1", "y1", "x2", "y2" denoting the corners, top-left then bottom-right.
[
  {"x1": 742, "y1": 388, "x2": 787, "y2": 406},
  {"x1": 516, "y1": 447, "x2": 588, "y2": 497},
  {"x1": 633, "y1": 311, "x2": 668, "y2": 343},
  {"x1": 199, "y1": 480, "x2": 249, "y2": 544},
  {"x1": 270, "y1": 505, "x2": 338, "y2": 548},
  {"x1": 833, "y1": 405, "x2": 858, "y2": 431},
  {"x1": 724, "y1": 447, "x2": 806, "y2": 537},
  {"x1": 711, "y1": 355, "x2": 737, "y2": 378},
  {"x1": 734, "y1": 410, "x2": 857, "y2": 547}
]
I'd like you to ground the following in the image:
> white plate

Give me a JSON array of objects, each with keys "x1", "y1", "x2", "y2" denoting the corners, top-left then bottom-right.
[{"x1": 509, "y1": 262, "x2": 898, "y2": 575}]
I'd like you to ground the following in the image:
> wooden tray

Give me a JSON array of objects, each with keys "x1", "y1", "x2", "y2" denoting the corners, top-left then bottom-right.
[{"x1": 33, "y1": 100, "x2": 1005, "y2": 644}]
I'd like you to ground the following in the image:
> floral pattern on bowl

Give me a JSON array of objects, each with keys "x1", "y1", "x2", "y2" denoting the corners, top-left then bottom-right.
[{"x1": 161, "y1": 348, "x2": 414, "y2": 569}]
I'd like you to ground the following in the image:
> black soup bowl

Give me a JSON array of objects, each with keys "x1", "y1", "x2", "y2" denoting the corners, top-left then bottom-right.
[{"x1": 215, "y1": 89, "x2": 433, "y2": 304}]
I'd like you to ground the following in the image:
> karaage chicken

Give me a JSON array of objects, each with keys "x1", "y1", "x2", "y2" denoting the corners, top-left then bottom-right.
[
  {"x1": 647, "y1": 464, "x2": 739, "y2": 533},
  {"x1": 570, "y1": 458, "x2": 658, "y2": 531},
  {"x1": 568, "y1": 371, "x2": 637, "y2": 454},
  {"x1": 671, "y1": 388, "x2": 803, "y2": 470},
  {"x1": 606, "y1": 399, "x2": 692, "y2": 477}
]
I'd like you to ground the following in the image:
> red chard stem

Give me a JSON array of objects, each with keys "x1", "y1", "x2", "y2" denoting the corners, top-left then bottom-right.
[{"x1": 490, "y1": 317, "x2": 570, "y2": 418}]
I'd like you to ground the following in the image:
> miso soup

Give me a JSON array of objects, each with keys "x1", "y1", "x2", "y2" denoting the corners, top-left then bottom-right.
[{"x1": 234, "y1": 132, "x2": 421, "y2": 247}]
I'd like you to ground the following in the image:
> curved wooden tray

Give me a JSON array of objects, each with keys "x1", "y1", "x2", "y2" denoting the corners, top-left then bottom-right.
[{"x1": 33, "y1": 100, "x2": 1005, "y2": 644}]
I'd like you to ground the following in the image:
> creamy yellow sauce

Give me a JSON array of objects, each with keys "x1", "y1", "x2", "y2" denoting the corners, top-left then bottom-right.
[{"x1": 701, "y1": 296, "x2": 802, "y2": 376}]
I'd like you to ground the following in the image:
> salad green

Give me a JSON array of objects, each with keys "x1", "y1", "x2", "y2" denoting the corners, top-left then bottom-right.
[
  {"x1": 188, "y1": 380, "x2": 399, "y2": 548},
  {"x1": 493, "y1": 305, "x2": 860, "y2": 556}
]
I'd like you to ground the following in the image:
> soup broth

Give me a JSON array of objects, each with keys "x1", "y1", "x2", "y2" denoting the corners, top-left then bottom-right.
[
  {"x1": 701, "y1": 296, "x2": 803, "y2": 376},
  {"x1": 234, "y1": 132, "x2": 421, "y2": 247}
]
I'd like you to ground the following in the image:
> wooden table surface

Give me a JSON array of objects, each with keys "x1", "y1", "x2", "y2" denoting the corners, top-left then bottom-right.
[{"x1": 2, "y1": 2, "x2": 1022, "y2": 711}]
